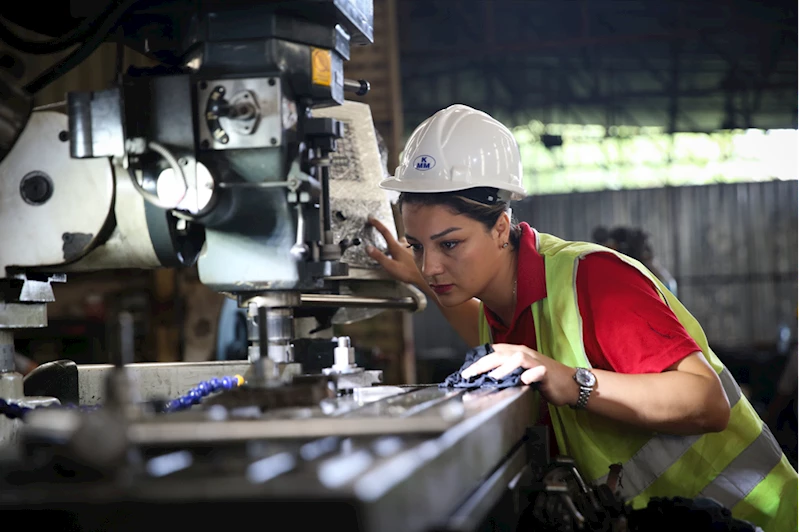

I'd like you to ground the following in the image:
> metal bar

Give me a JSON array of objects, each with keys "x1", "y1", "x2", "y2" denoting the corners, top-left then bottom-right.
[
  {"x1": 339, "y1": 385, "x2": 464, "y2": 418},
  {"x1": 343, "y1": 78, "x2": 370, "y2": 96},
  {"x1": 127, "y1": 416, "x2": 456, "y2": 443},
  {"x1": 217, "y1": 180, "x2": 293, "y2": 189},
  {"x1": 300, "y1": 293, "x2": 418, "y2": 310}
]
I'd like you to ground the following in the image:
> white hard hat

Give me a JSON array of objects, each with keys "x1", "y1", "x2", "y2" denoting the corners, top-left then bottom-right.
[{"x1": 380, "y1": 104, "x2": 526, "y2": 201}]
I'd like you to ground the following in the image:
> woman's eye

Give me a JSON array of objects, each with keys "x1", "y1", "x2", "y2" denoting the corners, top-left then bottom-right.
[
  {"x1": 442, "y1": 241, "x2": 460, "y2": 250},
  {"x1": 406, "y1": 243, "x2": 423, "y2": 253}
]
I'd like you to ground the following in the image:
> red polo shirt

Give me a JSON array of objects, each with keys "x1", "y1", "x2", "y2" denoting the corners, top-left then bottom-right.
[{"x1": 483, "y1": 223, "x2": 701, "y2": 450}]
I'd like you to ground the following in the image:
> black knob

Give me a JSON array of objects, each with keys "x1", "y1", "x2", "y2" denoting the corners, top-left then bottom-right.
[{"x1": 20, "y1": 172, "x2": 54, "y2": 206}]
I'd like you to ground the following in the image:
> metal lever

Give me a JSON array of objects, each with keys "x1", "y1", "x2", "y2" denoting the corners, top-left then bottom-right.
[
  {"x1": 290, "y1": 203, "x2": 309, "y2": 260},
  {"x1": 343, "y1": 78, "x2": 370, "y2": 96}
]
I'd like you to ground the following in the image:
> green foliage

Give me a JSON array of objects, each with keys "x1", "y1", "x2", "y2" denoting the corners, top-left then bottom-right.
[{"x1": 513, "y1": 123, "x2": 798, "y2": 195}]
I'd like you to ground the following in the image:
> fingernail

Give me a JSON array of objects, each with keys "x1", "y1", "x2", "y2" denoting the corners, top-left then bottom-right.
[{"x1": 365, "y1": 245, "x2": 374, "y2": 253}]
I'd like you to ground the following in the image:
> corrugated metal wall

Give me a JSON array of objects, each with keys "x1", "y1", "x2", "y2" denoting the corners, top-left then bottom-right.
[{"x1": 413, "y1": 181, "x2": 798, "y2": 361}]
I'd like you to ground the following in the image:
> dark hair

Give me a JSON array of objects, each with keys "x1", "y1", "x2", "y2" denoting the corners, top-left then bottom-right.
[
  {"x1": 397, "y1": 188, "x2": 522, "y2": 248},
  {"x1": 598, "y1": 225, "x2": 653, "y2": 262},
  {"x1": 592, "y1": 226, "x2": 610, "y2": 245}
]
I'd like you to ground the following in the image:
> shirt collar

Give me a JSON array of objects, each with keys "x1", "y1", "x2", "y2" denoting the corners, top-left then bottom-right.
[{"x1": 483, "y1": 222, "x2": 547, "y2": 332}]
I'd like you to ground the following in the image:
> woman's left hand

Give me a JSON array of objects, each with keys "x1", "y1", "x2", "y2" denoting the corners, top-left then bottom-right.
[{"x1": 460, "y1": 344, "x2": 578, "y2": 407}]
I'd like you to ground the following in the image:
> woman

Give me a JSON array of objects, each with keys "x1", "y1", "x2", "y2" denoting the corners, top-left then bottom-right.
[{"x1": 365, "y1": 104, "x2": 796, "y2": 532}]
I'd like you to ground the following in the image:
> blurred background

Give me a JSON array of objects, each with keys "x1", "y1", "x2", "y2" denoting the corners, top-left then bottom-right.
[{"x1": 4, "y1": 0, "x2": 796, "y2": 464}]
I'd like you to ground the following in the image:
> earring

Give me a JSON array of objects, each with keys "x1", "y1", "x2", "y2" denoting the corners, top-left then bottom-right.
[{"x1": 502, "y1": 242, "x2": 509, "y2": 249}]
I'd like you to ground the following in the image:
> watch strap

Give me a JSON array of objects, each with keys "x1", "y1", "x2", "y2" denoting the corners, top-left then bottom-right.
[
  {"x1": 573, "y1": 385, "x2": 592, "y2": 410},
  {"x1": 570, "y1": 368, "x2": 595, "y2": 410}
]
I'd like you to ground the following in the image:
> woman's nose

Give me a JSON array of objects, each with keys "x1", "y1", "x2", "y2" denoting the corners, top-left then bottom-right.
[{"x1": 421, "y1": 251, "x2": 444, "y2": 276}]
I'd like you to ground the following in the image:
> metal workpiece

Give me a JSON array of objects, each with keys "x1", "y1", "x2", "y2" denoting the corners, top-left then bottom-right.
[
  {"x1": 245, "y1": 350, "x2": 302, "y2": 384},
  {"x1": 320, "y1": 336, "x2": 382, "y2": 390},
  {"x1": 77, "y1": 361, "x2": 254, "y2": 406},
  {"x1": 333, "y1": 369, "x2": 383, "y2": 389},
  {"x1": 333, "y1": 336, "x2": 355, "y2": 369},
  {"x1": 247, "y1": 348, "x2": 272, "y2": 378},
  {"x1": 72, "y1": 359, "x2": 371, "y2": 408},
  {"x1": 203, "y1": 373, "x2": 336, "y2": 412}
]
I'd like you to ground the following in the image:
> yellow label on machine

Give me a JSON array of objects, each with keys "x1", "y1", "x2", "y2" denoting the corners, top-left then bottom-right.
[{"x1": 311, "y1": 47, "x2": 332, "y2": 87}]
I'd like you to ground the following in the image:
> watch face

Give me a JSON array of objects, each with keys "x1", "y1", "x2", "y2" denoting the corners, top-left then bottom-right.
[{"x1": 576, "y1": 368, "x2": 596, "y2": 387}]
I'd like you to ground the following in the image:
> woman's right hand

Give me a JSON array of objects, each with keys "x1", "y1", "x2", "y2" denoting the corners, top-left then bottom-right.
[{"x1": 365, "y1": 215, "x2": 424, "y2": 287}]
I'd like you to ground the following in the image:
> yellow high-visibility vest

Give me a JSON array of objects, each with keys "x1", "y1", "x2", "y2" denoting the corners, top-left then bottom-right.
[{"x1": 478, "y1": 231, "x2": 797, "y2": 531}]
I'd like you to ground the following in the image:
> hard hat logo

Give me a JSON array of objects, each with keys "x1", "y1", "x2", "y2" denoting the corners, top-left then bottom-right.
[{"x1": 413, "y1": 155, "x2": 436, "y2": 171}]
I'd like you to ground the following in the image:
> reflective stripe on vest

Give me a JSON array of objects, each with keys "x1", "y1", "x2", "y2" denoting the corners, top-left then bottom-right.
[
  {"x1": 593, "y1": 367, "x2": 751, "y2": 497},
  {"x1": 699, "y1": 421, "x2": 784, "y2": 510}
]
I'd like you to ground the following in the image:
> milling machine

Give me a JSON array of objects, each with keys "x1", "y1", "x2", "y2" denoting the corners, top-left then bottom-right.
[{"x1": 0, "y1": 2, "x2": 555, "y2": 531}]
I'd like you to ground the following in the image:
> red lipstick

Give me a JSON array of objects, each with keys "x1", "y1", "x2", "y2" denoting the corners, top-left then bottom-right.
[{"x1": 431, "y1": 284, "x2": 454, "y2": 295}]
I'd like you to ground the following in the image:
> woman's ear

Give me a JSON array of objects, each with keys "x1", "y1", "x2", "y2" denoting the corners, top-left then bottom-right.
[{"x1": 493, "y1": 212, "x2": 510, "y2": 242}]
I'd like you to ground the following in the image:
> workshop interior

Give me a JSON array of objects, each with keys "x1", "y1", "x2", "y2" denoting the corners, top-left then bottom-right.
[{"x1": 0, "y1": 1, "x2": 796, "y2": 530}]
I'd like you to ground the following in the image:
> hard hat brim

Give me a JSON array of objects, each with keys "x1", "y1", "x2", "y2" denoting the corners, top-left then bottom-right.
[{"x1": 379, "y1": 176, "x2": 527, "y2": 200}]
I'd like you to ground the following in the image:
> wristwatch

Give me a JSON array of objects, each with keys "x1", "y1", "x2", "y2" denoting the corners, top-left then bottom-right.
[{"x1": 571, "y1": 368, "x2": 596, "y2": 410}]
